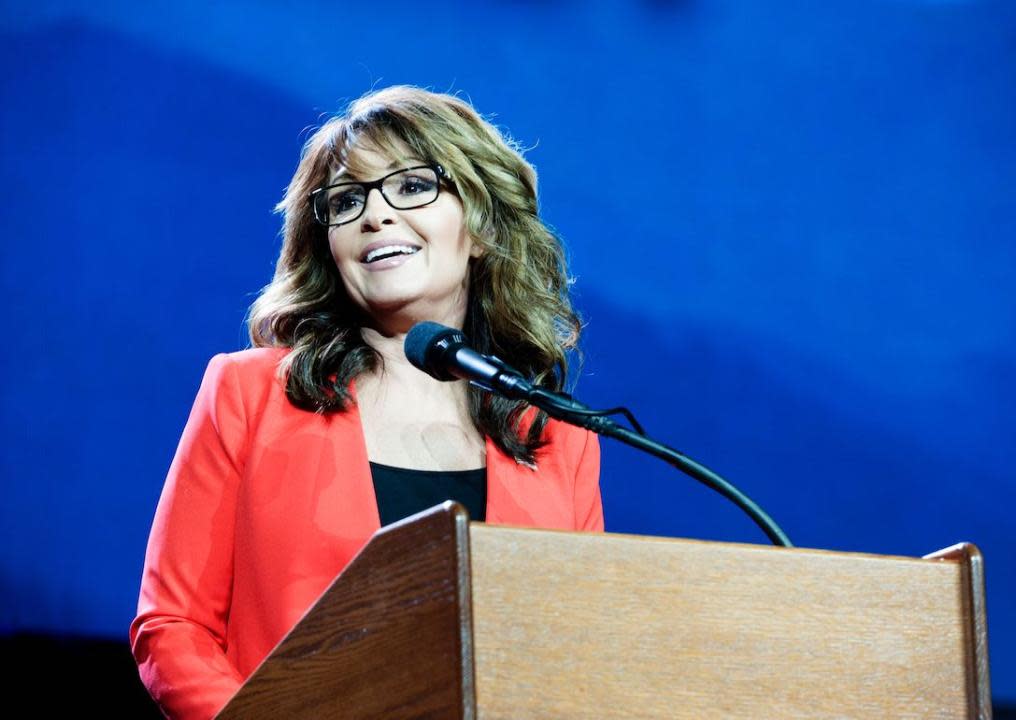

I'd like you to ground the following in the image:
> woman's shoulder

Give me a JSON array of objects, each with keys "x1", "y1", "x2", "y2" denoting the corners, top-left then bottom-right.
[
  {"x1": 210, "y1": 346, "x2": 290, "y2": 373},
  {"x1": 197, "y1": 347, "x2": 291, "y2": 397}
]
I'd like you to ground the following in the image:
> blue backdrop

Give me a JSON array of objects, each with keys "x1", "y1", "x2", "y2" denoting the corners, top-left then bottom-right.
[{"x1": 2, "y1": 0, "x2": 1014, "y2": 702}]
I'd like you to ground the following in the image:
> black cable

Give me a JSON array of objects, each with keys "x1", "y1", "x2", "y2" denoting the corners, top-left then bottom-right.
[
  {"x1": 402, "y1": 322, "x2": 792, "y2": 547},
  {"x1": 526, "y1": 386, "x2": 793, "y2": 547},
  {"x1": 529, "y1": 388, "x2": 646, "y2": 435}
]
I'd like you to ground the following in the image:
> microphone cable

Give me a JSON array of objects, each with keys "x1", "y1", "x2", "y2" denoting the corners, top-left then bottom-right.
[{"x1": 405, "y1": 321, "x2": 793, "y2": 547}]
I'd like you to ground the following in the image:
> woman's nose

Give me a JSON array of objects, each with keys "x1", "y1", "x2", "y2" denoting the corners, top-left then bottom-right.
[{"x1": 360, "y1": 188, "x2": 396, "y2": 231}]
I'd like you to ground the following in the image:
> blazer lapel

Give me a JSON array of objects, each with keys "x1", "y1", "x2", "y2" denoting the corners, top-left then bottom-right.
[
  {"x1": 484, "y1": 435, "x2": 538, "y2": 527},
  {"x1": 330, "y1": 382, "x2": 381, "y2": 532}
]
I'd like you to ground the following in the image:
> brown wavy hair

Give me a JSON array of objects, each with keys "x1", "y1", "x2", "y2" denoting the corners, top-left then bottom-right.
[{"x1": 248, "y1": 86, "x2": 581, "y2": 463}]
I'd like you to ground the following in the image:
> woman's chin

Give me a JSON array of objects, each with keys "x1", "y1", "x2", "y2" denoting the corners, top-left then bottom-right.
[{"x1": 361, "y1": 292, "x2": 466, "y2": 330}]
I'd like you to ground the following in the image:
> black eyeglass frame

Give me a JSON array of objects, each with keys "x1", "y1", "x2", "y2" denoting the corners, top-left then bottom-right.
[{"x1": 309, "y1": 164, "x2": 451, "y2": 227}]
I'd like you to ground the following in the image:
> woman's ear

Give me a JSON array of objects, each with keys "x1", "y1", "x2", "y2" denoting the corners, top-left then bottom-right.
[{"x1": 468, "y1": 230, "x2": 488, "y2": 259}]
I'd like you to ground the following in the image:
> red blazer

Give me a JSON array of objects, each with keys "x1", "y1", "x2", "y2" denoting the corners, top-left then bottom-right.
[{"x1": 130, "y1": 348, "x2": 603, "y2": 720}]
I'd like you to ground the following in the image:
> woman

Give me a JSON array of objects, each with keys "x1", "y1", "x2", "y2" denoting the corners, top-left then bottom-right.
[{"x1": 130, "y1": 86, "x2": 603, "y2": 719}]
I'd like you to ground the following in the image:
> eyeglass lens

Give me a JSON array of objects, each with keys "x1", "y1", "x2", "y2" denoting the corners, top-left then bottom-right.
[{"x1": 317, "y1": 167, "x2": 440, "y2": 226}]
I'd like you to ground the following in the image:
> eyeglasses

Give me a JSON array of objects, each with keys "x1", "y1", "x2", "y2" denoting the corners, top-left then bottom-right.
[{"x1": 310, "y1": 164, "x2": 450, "y2": 227}]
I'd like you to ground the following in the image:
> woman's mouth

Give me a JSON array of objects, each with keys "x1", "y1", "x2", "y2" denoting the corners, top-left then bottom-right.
[{"x1": 360, "y1": 244, "x2": 421, "y2": 271}]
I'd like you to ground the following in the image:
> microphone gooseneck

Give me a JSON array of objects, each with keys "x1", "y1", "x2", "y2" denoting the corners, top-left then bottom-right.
[{"x1": 403, "y1": 321, "x2": 793, "y2": 548}]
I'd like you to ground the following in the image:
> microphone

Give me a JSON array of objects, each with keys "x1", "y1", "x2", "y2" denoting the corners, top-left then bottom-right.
[
  {"x1": 403, "y1": 321, "x2": 793, "y2": 547},
  {"x1": 404, "y1": 321, "x2": 534, "y2": 399}
]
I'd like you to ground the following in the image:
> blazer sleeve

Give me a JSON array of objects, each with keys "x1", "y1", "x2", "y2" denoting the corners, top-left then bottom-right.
[
  {"x1": 573, "y1": 428, "x2": 605, "y2": 531},
  {"x1": 130, "y1": 354, "x2": 248, "y2": 720}
]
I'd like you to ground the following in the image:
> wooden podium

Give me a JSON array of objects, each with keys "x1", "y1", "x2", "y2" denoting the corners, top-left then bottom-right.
[{"x1": 217, "y1": 503, "x2": 991, "y2": 719}]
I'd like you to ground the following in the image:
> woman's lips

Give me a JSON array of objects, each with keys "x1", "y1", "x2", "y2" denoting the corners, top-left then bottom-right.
[{"x1": 361, "y1": 251, "x2": 419, "y2": 272}]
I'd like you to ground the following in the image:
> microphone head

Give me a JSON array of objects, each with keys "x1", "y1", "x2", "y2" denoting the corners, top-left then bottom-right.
[{"x1": 404, "y1": 321, "x2": 466, "y2": 381}]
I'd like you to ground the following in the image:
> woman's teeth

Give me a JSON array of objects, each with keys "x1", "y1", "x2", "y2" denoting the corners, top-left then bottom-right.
[{"x1": 363, "y1": 245, "x2": 420, "y2": 263}]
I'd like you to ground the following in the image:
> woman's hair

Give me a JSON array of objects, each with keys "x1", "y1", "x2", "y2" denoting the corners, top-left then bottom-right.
[{"x1": 249, "y1": 85, "x2": 581, "y2": 463}]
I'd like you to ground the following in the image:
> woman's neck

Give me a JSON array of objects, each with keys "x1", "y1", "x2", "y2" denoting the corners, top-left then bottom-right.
[{"x1": 358, "y1": 325, "x2": 471, "y2": 412}]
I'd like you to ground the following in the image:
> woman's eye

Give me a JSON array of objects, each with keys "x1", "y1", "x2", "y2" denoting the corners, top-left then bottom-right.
[
  {"x1": 398, "y1": 176, "x2": 436, "y2": 195},
  {"x1": 331, "y1": 190, "x2": 363, "y2": 212}
]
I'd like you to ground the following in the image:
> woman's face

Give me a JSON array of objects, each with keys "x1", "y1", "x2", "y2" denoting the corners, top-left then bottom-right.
[{"x1": 326, "y1": 143, "x2": 481, "y2": 331}]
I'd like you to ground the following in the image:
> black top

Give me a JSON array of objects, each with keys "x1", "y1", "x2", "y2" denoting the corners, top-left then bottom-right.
[{"x1": 370, "y1": 462, "x2": 487, "y2": 526}]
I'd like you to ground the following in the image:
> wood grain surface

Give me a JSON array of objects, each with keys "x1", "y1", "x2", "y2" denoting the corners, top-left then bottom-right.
[
  {"x1": 469, "y1": 527, "x2": 989, "y2": 720},
  {"x1": 218, "y1": 502, "x2": 474, "y2": 719}
]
